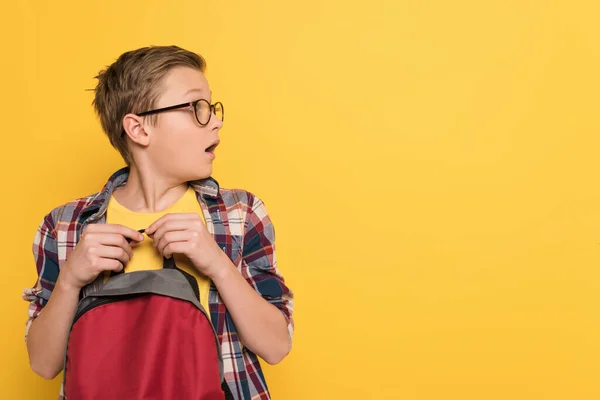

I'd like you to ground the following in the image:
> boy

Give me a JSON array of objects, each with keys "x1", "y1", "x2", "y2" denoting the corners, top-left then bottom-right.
[{"x1": 22, "y1": 45, "x2": 294, "y2": 400}]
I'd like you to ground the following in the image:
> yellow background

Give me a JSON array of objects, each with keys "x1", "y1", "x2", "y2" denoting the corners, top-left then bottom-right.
[{"x1": 1, "y1": 1, "x2": 600, "y2": 399}]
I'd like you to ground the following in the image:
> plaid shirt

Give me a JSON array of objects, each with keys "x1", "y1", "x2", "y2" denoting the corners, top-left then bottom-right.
[{"x1": 22, "y1": 167, "x2": 294, "y2": 400}]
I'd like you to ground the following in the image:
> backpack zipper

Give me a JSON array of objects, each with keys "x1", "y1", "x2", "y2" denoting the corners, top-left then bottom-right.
[{"x1": 73, "y1": 294, "x2": 144, "y2": 324}]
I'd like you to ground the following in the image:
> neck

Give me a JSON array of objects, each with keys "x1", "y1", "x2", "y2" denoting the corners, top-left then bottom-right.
[{"x1": 113, "y1": 164, "x2": 188, "y2": 213}]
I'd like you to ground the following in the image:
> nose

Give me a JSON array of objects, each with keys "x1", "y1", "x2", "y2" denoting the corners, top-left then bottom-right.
[{"x1": 210, "y1": 114, "x2": 223, "y2": 131}]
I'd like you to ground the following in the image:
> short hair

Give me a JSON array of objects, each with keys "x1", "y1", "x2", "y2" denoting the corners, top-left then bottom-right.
[{"x1": 92, "y1": 45, "x2": 206, "y2": 164}]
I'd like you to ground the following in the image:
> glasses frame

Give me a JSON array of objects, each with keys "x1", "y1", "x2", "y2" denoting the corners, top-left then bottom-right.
[
  {"x1": 137, "y1": 99, "x2": 224, "y2": 126},
  {"x1": 121, "y1": 99, "x2": 224, "y2": 137}
]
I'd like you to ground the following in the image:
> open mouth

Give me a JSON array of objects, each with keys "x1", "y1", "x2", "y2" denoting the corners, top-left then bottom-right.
[{"x1": 205, "y1": 141, "x2": 220, "y2": 153}]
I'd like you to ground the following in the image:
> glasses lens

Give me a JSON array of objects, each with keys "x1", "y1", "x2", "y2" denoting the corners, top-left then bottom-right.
[
  {"x1": 195, "y1": 100, "x2": 211, "y2": 125},
  {"x1": 214, "y1": 102, "x2": 224, "y2": 122}
]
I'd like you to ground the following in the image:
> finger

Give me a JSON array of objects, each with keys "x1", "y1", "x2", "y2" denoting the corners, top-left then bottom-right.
[
  {"x1": 89, "y1": 254, "x2": 124, "y2": 272},
  {"x1": 162, "y1": 242, "x2": 187, "y2": 259},
  {"x1": 155, "y1": 231, "x2": 195, "y2": 254},
  {"x1": 85, "y1": 224, "x2": 145, "y2": 242},
  {"x1": 96, "y1": 257, "x2": 125, "y2": 272},
  {"x1": 85, "y1": 233, "x2": 134, "y2": 256},
  {"x1": 146, "y1": 213, "x2": 202, "y2": 235},
  {"x1": 96, "y1": 245, "x2": 131, "y2": 267},
  {"x1": 150, "y1": 220, "x2": 197, "y2": 243}
]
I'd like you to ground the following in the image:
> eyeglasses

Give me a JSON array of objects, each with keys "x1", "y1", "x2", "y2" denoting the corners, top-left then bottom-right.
[
  {"x1": 121, "y1": 99, "x2": 224, "y2": 136},
  {"x1": 138, "y1": 99, "x2": 224, "y2": 125}
]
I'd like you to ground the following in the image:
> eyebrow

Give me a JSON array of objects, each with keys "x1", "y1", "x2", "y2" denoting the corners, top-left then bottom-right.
[
  {"x1": 184, "y1": 88, "x2": 204, "y2": 96},
  {"x1": 184, "y1": 88, "x2": 213, "y2": 96}
]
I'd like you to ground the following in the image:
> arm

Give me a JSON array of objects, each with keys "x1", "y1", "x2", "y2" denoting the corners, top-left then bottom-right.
[
  {"x1": 148, "y1": 195, "x2": 295, "y2": 365},
  {"x1": 211, "y1": 195, "x2": 294, "y2": 365},
  {"x1": 210, "y1": 257, "x2": 290, "y2": 364},
  {"x1": 26, "y1": 278, "x2": 82, "y2": 379},
  {"x1": 24, "y1": 216, "x2": 79, "y2": 380},
  {"x1": 24, "y1": 217, "x2": 143, "y2": 379}
]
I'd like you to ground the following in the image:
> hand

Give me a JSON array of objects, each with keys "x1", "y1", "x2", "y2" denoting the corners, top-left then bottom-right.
[
  {"x1": 146, "y1": 213, "x2": 224, "y2": 278},
  {"x1": 59, "y1": 224, "x2": 144, "y2": 291}
]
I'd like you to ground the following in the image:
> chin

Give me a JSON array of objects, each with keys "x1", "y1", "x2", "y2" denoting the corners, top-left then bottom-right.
[
  {"x1": 170, "y1": 157, "x2": 213, "y2": 182},
  {"x1": 189, "y1": 165, "x2": 213, "y2": 181}
]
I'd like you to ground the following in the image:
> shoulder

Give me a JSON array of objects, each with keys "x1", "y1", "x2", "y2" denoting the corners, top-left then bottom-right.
[
  {"x1": 216, "y1": 187, "x2": 274, "y2": 237},
  {"x1": 214, "y1": 188, "x2": 273, "y2": 237},
  {"x1": 40, "y1": 192, "x2": 101, "y2": 234},
  {"x1": 216, "y1": 187, "x2": 271, "y2": 217},
  {"x1": 217, "y1": 188, "x2": 259, "y2": 210}
]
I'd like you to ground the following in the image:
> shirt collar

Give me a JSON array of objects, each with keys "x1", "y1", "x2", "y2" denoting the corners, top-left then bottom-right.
[{"x1": 83, "y1": 167, "x2": 220, "y2": 222}]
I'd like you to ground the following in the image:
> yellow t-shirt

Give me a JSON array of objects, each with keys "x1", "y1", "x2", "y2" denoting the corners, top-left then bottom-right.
[{"x1": 105, "y1": 186, "x2": 211, "y2": 318}]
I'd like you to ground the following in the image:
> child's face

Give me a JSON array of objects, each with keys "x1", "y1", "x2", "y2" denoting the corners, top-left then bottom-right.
[{"x1": 142, "y1": 66, "x2": 223, "y2": 182}]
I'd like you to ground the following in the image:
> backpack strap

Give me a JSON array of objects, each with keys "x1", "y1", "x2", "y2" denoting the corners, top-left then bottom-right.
[{"x1": 163, "y1": 256, "x2": 200, "y2": 302}]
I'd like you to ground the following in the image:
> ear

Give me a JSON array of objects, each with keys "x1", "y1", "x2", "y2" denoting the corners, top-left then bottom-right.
[{"x1": 123, "y1": 113, "x2": 150, "y2": 147}]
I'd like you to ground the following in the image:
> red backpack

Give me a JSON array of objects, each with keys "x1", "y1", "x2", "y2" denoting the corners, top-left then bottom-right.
[{"x1": 63, "y1": 254, "x2": 233, "y2": 399}]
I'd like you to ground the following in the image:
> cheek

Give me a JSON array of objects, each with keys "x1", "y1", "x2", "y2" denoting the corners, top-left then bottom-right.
[
  {"x1": 160, "y1": 115, "x2": 205, "y2": 147},
  {"x1": 168, "y1": 132, "x2": 211, "y2": 166},
  {"x1": 151, "y1": 113, "x2": 213, "y2": 170},
  {"x1": 161, "y1": 112, "x2": 196, "y2": 135}
]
